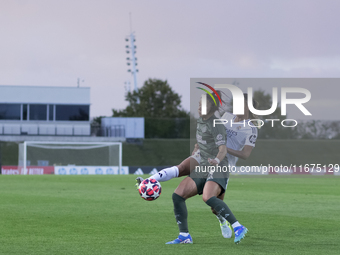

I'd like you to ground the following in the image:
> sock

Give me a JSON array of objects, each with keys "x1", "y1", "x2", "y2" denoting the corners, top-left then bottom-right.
[
  {"x1": 205, "y1": 196, "x2": 237, "y2": 225},
  {"x1": 150, "y1": 166, "x2": 179, "y2": 182},
  {"x1": 179, "y1": 232, "x2": 189, "y2": 237},
  {"x1": 216, "y1": 214, "x2": 226, "y2": 224},
  {"x1": 232, "y1": 221, "x2": 241, "y2": 229},
  {"x1": 172, "y1": 193, "x2": 188, "y2": 233}
]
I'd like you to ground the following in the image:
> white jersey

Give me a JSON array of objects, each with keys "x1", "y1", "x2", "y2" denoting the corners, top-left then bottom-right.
[
  {"x1": 221, "y1": 112, "x2": 258, "y2": 167},
  {"x1": 190, "y1": 112, "x2": 258, "y2": 167}
]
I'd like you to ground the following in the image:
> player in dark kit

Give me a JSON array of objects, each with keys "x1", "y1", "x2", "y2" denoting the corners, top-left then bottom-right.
[
  {"x1": 166, "y1": 91, "x2": 248, "y2": 245},
  {"x1": 136, "y1": 93, "x2": 260, "y2": 240}
]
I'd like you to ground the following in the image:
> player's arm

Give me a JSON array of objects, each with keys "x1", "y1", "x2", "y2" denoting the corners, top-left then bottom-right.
[
  {"x1": 208, "y1": 145, "x2": 227, "y2": 165},
  {"x1": 208, "y1": 120, "x2": 227, "y2": 165},
  {"x1": 191, "y1": 143, "x2": 199, "y2": 155},
  {"x1": 227, "y1": 145, "x2": 253, "y2": 160},
  {"x1": 216, "y1": 144, "x2": 227, "y2": 162},
  {"x1": 228, "y1": 128, "x2": 257, "y2": 160}
]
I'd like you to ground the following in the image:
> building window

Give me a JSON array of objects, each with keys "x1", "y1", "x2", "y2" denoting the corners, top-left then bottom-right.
[
  {"x1": 23, "y1": 104, "x2": 28, "y2": 120},
  {"x1": 56, "y1": 105, "x2": 89, "y2": 121},
  {"x1": 29, "y1": 104, "x2": 47, "y2": 121},
  {"x1": 48, "y1": 104, "x2": 54, "y2": 121},
  {"x1": 0, "y1": 104, "x2": 21, "y2": 120}
]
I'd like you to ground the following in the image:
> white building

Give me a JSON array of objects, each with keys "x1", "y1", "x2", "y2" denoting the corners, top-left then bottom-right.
[
  {"x1": 101, "y1": 117, "x2": 144, "y2": 138},
  {"x1": 0, "y1": 85, "x2": 90, "y2": 136}
]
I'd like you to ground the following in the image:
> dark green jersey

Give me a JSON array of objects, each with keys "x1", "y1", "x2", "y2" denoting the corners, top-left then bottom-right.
[{"x1": 196, "y1": 114, "x2": 227, "y2": 166}]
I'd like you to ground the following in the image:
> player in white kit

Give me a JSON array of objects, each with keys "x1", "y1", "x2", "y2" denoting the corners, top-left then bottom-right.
[
  {"x1": 136, "y1": 93, "x2": 259, "y2": 238},
  {"x1": 220, "y1": 111, "x2": 258, "y2": 168}
]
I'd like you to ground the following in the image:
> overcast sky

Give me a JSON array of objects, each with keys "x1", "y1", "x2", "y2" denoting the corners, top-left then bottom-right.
[{"x1": 1, "y1": 0, "x2": 340, "y2": 119}]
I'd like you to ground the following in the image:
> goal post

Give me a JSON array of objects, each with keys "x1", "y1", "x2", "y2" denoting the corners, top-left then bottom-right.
[{"x1": 18, "y1": 141, "x2": 122, "y2": 175}]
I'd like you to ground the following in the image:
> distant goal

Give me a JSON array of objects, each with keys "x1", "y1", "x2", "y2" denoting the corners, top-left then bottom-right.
[{"x1": 18, "y1": 141, "x2": 122, "y2": 174}]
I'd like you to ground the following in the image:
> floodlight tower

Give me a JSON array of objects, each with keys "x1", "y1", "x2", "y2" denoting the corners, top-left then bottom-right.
[{"x1": 125, "y1": 20, "x2": 138, "y2": 92}]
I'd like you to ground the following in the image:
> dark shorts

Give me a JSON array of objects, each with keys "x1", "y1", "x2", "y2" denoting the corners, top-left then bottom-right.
[{"x1": 190, "y1": 176, "x2": 228, "y2": 196}]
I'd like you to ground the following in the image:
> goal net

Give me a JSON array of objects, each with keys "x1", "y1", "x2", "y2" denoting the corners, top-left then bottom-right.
[{"x1": 18, "y1": 141, "x2": 122, "y2": 175}]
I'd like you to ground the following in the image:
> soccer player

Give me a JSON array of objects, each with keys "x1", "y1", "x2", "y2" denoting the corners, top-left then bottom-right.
[
  {"x1": 164, "y1": 92, "x2": 248, "y2": 244},
  {"x1": 137, "y1": 93, "x2": 258, "y2": 240}
]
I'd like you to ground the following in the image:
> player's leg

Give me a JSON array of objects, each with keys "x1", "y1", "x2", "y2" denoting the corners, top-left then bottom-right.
[
  {"x1": 166, "y1": 177, "x2": 200, "y2": 244},
  {"x1": 178, "y1": 157, "x2": 200, "y2": 177},
  {"x1": 209, "y1": 180, "x2": 232, "y2": 238},
  {"x1": 209, "y1": 191, "x2": 232, "y2": 238},
  {"x1": 151, "y1": 152, "x2": 200, "y2": 182},
  {"x1": 137, "y1": 153, "x2": 200, "y2": 186},
  {"x1": 202, "y1": 180, "x2": 248, "y2": 244}
]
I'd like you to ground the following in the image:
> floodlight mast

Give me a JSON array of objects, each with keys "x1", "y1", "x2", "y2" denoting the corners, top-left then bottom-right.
[
  {"x1": 125, "y1": 13, "x2": 139, "y2": 93},
  {"x1": 129, "y1": 32, "x2": 138, "y2": 92}
]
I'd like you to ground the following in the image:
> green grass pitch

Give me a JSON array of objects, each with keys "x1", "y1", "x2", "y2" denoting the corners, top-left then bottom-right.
[{"x1": 0, "y1": 175, "x2": 339, "y2": 255}]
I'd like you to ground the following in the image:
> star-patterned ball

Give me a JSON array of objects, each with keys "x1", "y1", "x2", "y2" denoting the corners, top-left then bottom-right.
[{"x1": 138, "y1": 178, "x2": 162, "y2": 201}]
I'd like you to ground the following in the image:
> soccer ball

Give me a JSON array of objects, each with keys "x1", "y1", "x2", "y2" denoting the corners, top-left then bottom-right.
[{"x1": 138, "y1": 178, "x2": 162, "y2": 201}]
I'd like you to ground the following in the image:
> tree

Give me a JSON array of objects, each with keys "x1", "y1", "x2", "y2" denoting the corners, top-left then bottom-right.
[
  {"x1": 228, "y1": 87, "x2": 298, "y2": 139},
  {"x1": 253, "y1": 89, "x2": 301, "y2": 139},
  {"x1": 112, "y1": 78, "x2": 188, "y2": 118},
  {"x1": 112, "y1": 78, "x2": 190, "y2": 138}
]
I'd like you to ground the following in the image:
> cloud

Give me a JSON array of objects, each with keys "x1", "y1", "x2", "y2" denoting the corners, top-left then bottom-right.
[{"x1": 0, "y1": 0, "x2": 339, "y2": 119}]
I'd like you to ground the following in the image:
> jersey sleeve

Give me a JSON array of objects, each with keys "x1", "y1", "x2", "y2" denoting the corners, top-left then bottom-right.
[
  {"x1": 244, "y1": 126, "x2": 258, "y2": 147},
  {"x1": 211, "y1": 121, "x2": 226, "y2": 148}
]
